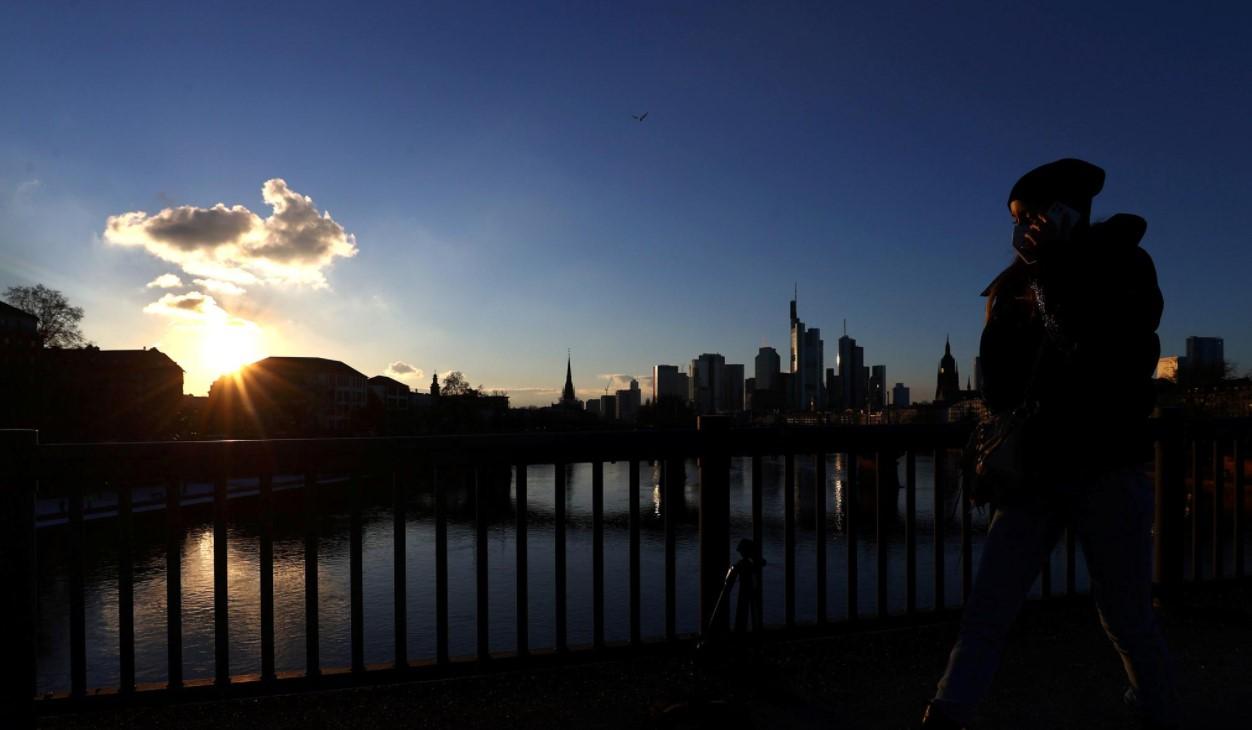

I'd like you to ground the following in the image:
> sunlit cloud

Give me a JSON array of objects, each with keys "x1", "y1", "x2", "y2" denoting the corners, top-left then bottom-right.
[
  {"x1": 193, "y1": 277, "x2": 247, "y2": 296},
  {"x1": 143, "y1": 291, "x2": 241, "y2": 323},
  {"x1": 145, "y1": 273, "x2": 184, "y2": 289},
  {"x1": 143, "y1": 292, "x2": 264, "y2": 378},
  {"x1": 104, "y1": 179, "x2": 358, "y2": 288},
  {"x1": 384, "y1": 360, "x2": 424, "y2": 382}
]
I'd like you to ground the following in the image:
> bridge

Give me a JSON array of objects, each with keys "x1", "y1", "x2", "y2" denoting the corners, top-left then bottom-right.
[{"x1": 2, "y1": 411, "x2": 1247, "y2": 725}]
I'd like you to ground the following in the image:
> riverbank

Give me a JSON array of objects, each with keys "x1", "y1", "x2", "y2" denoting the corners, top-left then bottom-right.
[{"x1": 41, "y1": 581, "x2": 1250, "y2": 729}]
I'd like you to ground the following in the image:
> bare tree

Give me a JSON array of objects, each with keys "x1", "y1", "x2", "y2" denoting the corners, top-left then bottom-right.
[{"x1": 3, "y1": 284, "x2": 88, "y2": 348}]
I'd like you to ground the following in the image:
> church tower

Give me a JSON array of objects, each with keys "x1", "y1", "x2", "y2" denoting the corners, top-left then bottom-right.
[
  {"x1": 935, "y1": 336, "x2": 960, "y2": 403},
  {"x1": 560, "y1": 352, "x2": 577, "y2": 407}
]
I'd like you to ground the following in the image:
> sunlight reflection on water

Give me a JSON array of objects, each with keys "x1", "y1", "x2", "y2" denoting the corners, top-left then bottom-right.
[{"x1": 36, "y1": 454, "x2": 1074, "y2": 694}]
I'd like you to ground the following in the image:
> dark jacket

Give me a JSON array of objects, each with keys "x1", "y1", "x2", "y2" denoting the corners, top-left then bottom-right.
[{"x1": 979, "y1": 214, "x2": 1163, "y2": 476}]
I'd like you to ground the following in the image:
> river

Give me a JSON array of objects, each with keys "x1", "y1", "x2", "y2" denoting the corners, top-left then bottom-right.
[{"x1": 35, "y1": 453, "x2": 1087, "y2": 694}]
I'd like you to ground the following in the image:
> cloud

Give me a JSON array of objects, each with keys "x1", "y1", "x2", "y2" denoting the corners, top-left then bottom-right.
[
  {"x1": 143, "y1": 291, "x2": 256, "y2": 329},
  {"x1": 597, "y1": 373, "x2": 643, "y2": 392},
  {"x1": 193, "y1": 278, "x2": 247, "y2": 296},
  {"x1": 143, "y1": 291, "x2": 222, "y2": 320},
  {"x1": 104, "y1": 179, "x2": 358, "y2": 288},
  {"x1": 145, "y1": 273, "x2": 184, "y2": 289},
  {"x1": 384, "y1": 361, "x2": 424, "y2": 382}
]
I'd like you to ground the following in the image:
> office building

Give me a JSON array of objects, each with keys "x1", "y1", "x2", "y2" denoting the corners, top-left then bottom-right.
[
  {"x1": 755, "y1": 346, "x2": 780, "y2": 392},
  {"x1": 1185, "y1": 336, "x2": 1225, "y2": 382},
  {"x1": 836, "y1": 328, "x2": 865, "y2": 411},
  {"x1": 869, "y1": 365, "x2": 886, "y2": 412},
  {"x1": 1186, "y1": 336, "x2": 1224, "y2": 368},
  {"x1": 725, "y1": 363, "x2": 745, "y2": 412},
  {"x1": 892, "y1": 382, "x2": 911, "y2": 408},
  {"x1": 616, "y1": 379, "x2": 641, "y2": 422},
  {"x1": 825, "y1": 367, "x2": 838, "y2": 410},
  {"x1": 859, "y1": 363, "x2": 870, "y2": 410},
  {"x1": 790, "y1": 295, "x2": 824, "y2": 410},
  {"x1": 1155, "y1": 356, "x2": 1180, "y2": 382},
  {"x1": 689, "y1": 353, "x2": 726, "y2": 414},
  {"x1": 653, "y1": 364, "x2": 689, "y2": 404}
]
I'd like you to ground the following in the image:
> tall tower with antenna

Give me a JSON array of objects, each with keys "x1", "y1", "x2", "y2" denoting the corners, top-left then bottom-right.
[{"x1": 789, "y1": 286, "x2": 823, "y2": 410}]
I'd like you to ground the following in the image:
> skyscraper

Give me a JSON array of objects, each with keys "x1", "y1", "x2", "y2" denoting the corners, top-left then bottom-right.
[
  {"x1": 689, "y1": 353, "x2": 726, "y2": 415},
  {"x1": 754, "y1": 346, "x2": 780, "y2": 392},
  {"x1": 869, "y1": 364, "x2": 886, "y2": 412},
  {"x1": 1185, "y1": 336, "x2": 1225, "y2": 382},
  {"x1": 653, "y1": 365, "x2": 689, "y2": 404},
  {"x1": 859, "y1": 361, "x2": 869, "y2": 411},
  {"x1": 616, "y1": 379, "x2": 641, "y2": 422},
  {"x1": 790, "y1": 293, "x2": 823, "y2": 410},
  {"x1": 836, "y1": 326, "x2": 864, "y2": 412},
  {"x1": 725, "y1": 363, "x2": 745, "y2": 412},
  {"x1": 892, "y1": 382, "x2": 911, "y2": 408}
]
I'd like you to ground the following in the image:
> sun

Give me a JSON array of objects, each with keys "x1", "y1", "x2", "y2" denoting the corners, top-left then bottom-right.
[{"x1": 200, "y1": 318, "x2": 264, "y2": 378}]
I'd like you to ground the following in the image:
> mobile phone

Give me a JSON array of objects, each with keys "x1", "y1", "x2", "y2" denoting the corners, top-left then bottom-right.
[
  {"x1": 1045, "y1": 201, "x2": 1081, "y2": 240},
  {"x1": 1012, "y1": 202, "x2": 1082, "y2": 264}
]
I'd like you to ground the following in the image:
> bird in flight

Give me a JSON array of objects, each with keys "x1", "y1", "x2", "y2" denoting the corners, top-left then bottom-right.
[{"x1": 632, "y1": 112, "x2": 648, "y2": 122}]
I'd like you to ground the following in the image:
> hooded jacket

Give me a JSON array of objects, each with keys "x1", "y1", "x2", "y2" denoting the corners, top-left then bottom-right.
[{"x1": 979, "y1": 214, "x2": 1163, "y2": 476}]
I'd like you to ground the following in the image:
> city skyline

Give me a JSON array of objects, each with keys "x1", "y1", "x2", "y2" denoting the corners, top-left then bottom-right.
[{"x1": 3, "y1": 3, "x2": 1250, "y2": 407}]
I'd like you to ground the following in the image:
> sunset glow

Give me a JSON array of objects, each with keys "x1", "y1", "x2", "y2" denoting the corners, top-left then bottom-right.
[{"x1": 197, "y1": 319, "x2": 265, "y2": 381}]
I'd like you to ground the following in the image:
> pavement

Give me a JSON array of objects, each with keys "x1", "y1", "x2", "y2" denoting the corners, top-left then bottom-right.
[{"x1": 41, "y1": 582, "x2": 1252, "y2": 729}]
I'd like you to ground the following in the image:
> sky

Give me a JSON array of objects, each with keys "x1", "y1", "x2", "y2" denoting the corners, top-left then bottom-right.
[{"x1": 2, "y1": 1, "x2": 1250, "y2": 406}]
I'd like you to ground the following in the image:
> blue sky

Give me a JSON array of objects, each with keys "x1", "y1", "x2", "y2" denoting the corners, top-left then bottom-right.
[{"x1": 2, "y1": 1, "x2": 1249, "y2": 404}]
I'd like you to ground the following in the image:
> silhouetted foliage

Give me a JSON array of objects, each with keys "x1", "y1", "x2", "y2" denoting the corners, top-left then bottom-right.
[
  {"x1": 3, "y1": 284, "x2": 88, "y2": 348},
  {"x1": 440, "y1": 371, "x2": 478, "y2": 396}
]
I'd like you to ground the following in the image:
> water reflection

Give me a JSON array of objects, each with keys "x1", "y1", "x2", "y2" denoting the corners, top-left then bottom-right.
[{"x1": 37, "y1": 453, "x2": 1064, "y2": 694}]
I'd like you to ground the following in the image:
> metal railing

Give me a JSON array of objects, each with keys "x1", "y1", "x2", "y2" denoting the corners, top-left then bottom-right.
[{"x1": 2, "y1": 412, "x2": 1248, "y2": 721}]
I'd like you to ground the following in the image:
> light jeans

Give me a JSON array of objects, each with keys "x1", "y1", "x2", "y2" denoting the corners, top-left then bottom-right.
[{"x1": 932, "y1": 468, "x2": 1180, "y2": 726}]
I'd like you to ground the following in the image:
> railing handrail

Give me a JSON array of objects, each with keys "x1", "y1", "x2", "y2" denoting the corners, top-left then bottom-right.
[
  {"x1": 30, "y1": 422, "x2": 979, "y2": 482},
  {"x1": 4, "y1": 415, "x2": 1248, "y2": 718}
]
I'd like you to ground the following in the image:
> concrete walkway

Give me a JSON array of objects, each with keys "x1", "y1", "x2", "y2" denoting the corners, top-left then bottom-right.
[{"x1": 42, "y1": 583, "x2": 1251, "y2": 729}]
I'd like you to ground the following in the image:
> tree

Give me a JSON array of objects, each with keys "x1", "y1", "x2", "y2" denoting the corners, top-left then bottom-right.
[
  {"x1": 439, "y1": 371, "x2": 477, "y2": 396},
  {"x1": 3, "y1": 284, "x2": 88, "y2": 348}
]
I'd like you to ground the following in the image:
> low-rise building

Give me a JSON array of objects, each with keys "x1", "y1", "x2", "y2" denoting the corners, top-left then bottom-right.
[
  {"x1": 207, "y1": 356, "x2": 368, "y2": 437},
  {"x1": 38, "y1": 346, "x2": 184, "y2": 441},
  {"x1": 0, "y1": 301, "x2": 39, "y2": 427}
]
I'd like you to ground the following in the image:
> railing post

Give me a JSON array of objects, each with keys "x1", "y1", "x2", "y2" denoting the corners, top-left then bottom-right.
[
  {"x1": 1, "y1": 430, "x2": 38, "y2": 727},
  {"x1": 1154, "y1": 408, "x2": 1186, "y2": 609},
  {"x1": 698, "y1": 415, "x2": 730, "y2": 635}
]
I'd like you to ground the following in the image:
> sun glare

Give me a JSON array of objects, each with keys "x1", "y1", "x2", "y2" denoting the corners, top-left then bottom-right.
[{"x1": 200, "y1": 319, "x2": 264, "y2": 378}]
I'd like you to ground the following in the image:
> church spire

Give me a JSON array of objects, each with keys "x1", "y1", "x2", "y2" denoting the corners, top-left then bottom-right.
[{"x1": 561, "y1": 350, "x2": 576, "y2": 403}]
